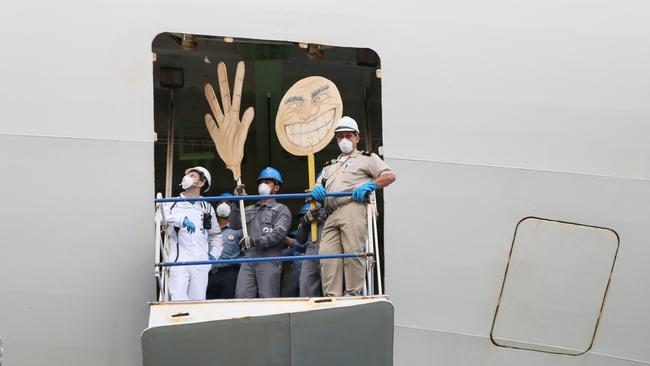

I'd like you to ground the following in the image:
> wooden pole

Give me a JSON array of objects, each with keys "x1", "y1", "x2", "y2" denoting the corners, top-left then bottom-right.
[
  {"x1": 307, "y1": 154, "x2": 318, "y2": 242},
  {"x1": 237, "y1": 177, "x2": 248, "y2": 237}
]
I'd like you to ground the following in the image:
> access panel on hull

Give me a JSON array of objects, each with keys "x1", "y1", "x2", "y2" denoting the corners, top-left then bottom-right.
[{"x1": 491, "y1": 217, "x2": 618, "y2": 355}]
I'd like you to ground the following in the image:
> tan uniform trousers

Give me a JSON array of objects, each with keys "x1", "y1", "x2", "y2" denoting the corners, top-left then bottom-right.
[{"x1": 319, "y1": 201, "x2": 367, "y2": 296}]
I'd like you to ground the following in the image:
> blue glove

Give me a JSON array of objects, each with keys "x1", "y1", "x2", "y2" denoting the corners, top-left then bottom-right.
[
  {"x1": 208, "y1": 253, "x2": 218, "y2": 271},
  {"x1": 351, "y1": 182, "x2": 378, "y2": 203},
  {"x1": 182, "y1": 216, "x2": 196, "y2": 233},
  {"x1": 310, "y1": 185, "x2": 327, "y2": 201}
]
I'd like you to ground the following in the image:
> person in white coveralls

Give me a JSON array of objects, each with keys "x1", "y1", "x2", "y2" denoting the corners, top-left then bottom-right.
[{"x1": 163, "y1": 166, "x2": 223, "y2": 301}]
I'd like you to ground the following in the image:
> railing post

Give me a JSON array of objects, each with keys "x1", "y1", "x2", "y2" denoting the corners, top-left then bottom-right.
[
  {"x1": 155, "y1": 193, "x2": 163, "y2": 301},
  {"x1": 371, "y1": 192, "x2": 383, "y2": 295},
  {"x1": 154, "y1": 191, "x2": 377, "y2": 301}
]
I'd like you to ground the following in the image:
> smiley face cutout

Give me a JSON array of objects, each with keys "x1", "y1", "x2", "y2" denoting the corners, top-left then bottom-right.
[{"x1": 275, "y1": 76, "x2": 343, "y2": 156}]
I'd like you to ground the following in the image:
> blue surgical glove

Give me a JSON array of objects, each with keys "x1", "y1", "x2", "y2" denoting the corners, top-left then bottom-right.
[
  {"x1": 182, "y1": 216, "x2": 196, "y2": 233},
  {"x1": 351, "y1": 182, "x2": 378, "y2": 203},
  {"x1": 208, "y1": 253, "x2": 218, "y2": 271},
  {"x1": 310, "y1": 185, "x2": 327, "y2": 201}
]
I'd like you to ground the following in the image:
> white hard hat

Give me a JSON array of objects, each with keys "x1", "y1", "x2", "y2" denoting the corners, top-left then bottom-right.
[
  {"x1": 334, "y1": 116, "x2": 359, "y2": 134},
  {"x1": 185, "y1": 166, "x2": 211, "y2": 193},
  {"x1": 216, "y1": 202, "x2": 231, "y2": 218}
]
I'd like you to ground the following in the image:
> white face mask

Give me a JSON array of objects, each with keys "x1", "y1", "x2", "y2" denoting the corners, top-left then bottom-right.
[
  {"x1": 180, "y1": 175, "x2": 195, "y2": 190},
  {"x1": 258, "y1": 183, "x2": 272, "y2": 196},
  {"x1": 216, "y1": 202, "x2": 231, "y2": 218},
  {"x1": 338, "y1": 138, "x2": 354, "y2": 154}
]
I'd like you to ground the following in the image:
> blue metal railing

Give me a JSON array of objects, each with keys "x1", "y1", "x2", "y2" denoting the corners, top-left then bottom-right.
[
  {"x1": 155, "y1": 191, "x2": 365, "y2": 268},
  {"x1": 156, "y1": 252, "x2": 374, "y2": 267},
  {"x1": 154, "y1": 189, "x2": 381, "y2": 298},
  {"x1": 155, "y1": 192, "x2": 352, "y2": 204}
]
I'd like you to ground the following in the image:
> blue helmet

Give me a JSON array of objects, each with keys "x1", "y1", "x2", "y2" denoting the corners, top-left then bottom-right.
[
  {"x1": 257, "y1": 167, "x2": 283, "y2": 185},
  {"x1": 298, "y1": 203, "x2": 311, "y2": 215},
  {"x1": 218, "y1": 192, "x2": 232, "y2": 202}
]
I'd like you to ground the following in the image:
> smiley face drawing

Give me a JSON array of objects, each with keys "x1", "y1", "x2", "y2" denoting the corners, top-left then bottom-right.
[{"x1": 276, "y1": 76, "x2": 343, "y2": 156}]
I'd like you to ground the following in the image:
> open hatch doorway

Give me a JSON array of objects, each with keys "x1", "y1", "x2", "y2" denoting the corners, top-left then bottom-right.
[{"x1": 152, "y1": 32, "x2": 385, "y2": 298}]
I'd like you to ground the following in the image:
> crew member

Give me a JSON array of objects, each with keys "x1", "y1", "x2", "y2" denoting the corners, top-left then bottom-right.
[
  {"x1": 280, "y1": 230, "x2": 304, "y2": 297},
  {"x1": 206, "y1": 194, "x2": 243, "y2": 299},
  {"x1": 230, "y1": 167, "x2": 292, "y2": 298},
  {"x1": 164, "y1": 167, "x2": 223, "y2": 301},
  {"x1": 296, "y1": 203, "x2": 327, "y2": 297},
  {"x1": 310, "y1": 117, "x2": 396, "y2": 296}
]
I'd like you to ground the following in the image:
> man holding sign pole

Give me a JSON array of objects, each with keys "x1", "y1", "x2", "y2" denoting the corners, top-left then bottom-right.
[
  {"x1": 230, "y1": 167, "x2": 292, "y2": 298},
  {"x1": 311, "y1": 117, "x2": 396, "y2": 297}
]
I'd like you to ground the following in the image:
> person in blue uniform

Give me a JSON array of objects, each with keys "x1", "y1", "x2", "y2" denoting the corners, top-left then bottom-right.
[
  {"x1": 296, "y1": 203, "x2": 327, "y2": 297},
  {"x1": 206, "y1": 194, "x2": 243, "y2": 299},
  {"x1": 280, "y1": 229, "x2": 306, "y2": 297}
]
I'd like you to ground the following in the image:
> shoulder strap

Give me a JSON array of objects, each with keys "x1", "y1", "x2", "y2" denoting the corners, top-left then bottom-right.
[{"x1": 201, "y1": 201, "x2": 211, "y2": 212}]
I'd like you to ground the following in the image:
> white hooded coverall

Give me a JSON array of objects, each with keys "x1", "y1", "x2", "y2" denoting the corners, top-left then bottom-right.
[{"x1": 164, "y1": 195, "x2": 223, "y2": 301}]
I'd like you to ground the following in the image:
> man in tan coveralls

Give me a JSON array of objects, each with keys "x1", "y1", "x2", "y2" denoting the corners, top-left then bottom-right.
[{"x1": 310, "y1": 116, "x2": 397, "y2": 296}]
